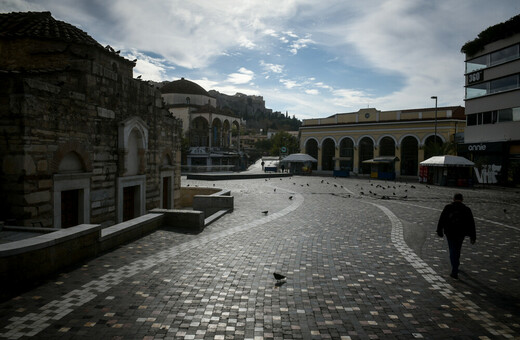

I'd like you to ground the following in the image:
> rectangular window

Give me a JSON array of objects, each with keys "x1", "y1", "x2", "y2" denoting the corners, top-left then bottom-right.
[
  {"x1": 466, "y1": 54, "x2": 487, "y2": 73},
  {"x1": 490, "y1": 74, "x2": 518, "y2": 94},
  {"x1": 466, "y1": 82, "x2": 488, "y2": 99},
  {"x1": 490, "y1": 44, "x2": 519, "y2": 66},
  {"x1": 477, "y1": 112, "x2": 483, "y2": 125},
  {"x1": 467, "y1": 114, "x2": 477, "y2": 126},
  {"x1": 514, "y1": 107, "x2": 520, "y2": 121},
  {"x1": 482, "y1": 111, "x2": 492, "y2": 124},
  {"x1": 499, "y1": 109, "x2": 512, "y2": 122}
]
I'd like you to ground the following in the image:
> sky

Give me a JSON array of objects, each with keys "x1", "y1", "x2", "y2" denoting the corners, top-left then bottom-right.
[{"x1": 2, "y1": 0, "x2": 520, "y2": 120}]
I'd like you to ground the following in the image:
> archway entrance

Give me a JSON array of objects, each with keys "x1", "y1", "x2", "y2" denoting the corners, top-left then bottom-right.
[
  {"x1": 359, "y1": 137, "x2": 374, "y2": 174},
  {"x1": 401, "y1": 136, "x2": 418, "y2": 176},
  {"x1": 306, "y1": 139, "x2": 318, "y2": 170},
  {"x1": 322, "y1": 138, "x2": 335, "y2": 171}
]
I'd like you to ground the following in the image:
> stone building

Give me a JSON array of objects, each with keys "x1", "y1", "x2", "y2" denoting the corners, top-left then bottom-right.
[
  {"x1": 0, "y1": 12, "x2": 182, "y2": 228},
  {"x1": 160, "y1": 78, "x2": 244, "y2": 172},
  {"x1": 300, "y1": 106, "x2": 465, "y2": 178}
]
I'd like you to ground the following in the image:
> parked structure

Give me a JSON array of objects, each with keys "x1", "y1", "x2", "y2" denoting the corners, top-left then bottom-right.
[
  {"x1": 0, "y1": 12, "x2": 182, "y2": 228},
  {"x1": 160, "y1": 78, "x2": 244, "y2": 172},
  {"x1": 299, "y1": 107, "x2": 465, "y2": 177},
  {"x1": 459, "y1": 14, "x2": 520, "y2": 185}
]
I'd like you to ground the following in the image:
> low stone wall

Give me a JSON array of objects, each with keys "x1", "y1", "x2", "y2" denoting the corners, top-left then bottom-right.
[
  {"x1": 193, "y1": 194, "x2": 234, "y2": 217},
  {"x1": 98, "y1": 214, "x2": 163, "y2": 253},
  {"x1": 0, "y1": 224, "x2": 102, "y2": 300},
  {"x1": 0, "y1": 188, "x2": 235, "y2": 301},
  {"x1": 150, "y1": 209, "x2": 205, "y2": 233},
  {"x1": 177, "y1": 187, "x2": 220, "y2": 208}
]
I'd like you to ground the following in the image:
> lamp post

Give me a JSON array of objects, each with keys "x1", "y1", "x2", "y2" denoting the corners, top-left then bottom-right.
[{"x1": 431, "y1": 96, "x2": 438, "y2": 144}]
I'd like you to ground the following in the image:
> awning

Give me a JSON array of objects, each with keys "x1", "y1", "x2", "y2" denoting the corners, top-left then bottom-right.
[
  {"x1": 280, "y1": 153, "x2": 318, "y2": 163},
  {"x1": 420, "y1": 155, "x2": 474, "y2": 167},
  {"x1": 362, "y1": 156, "x2": 400, "y2": 164}
]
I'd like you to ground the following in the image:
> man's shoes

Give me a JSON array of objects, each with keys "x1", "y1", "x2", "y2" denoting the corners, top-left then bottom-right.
[{"x1": 450, "y1": 273, "x2": 459, "y2": 279}]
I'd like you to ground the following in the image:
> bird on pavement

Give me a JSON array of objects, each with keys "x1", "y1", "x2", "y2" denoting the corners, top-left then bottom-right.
[
  {"x1": 289, "y1": 196, "x2": 293, "y2": 200},
  {"x1": 262, "y1": 210, "x2": 268, "y2": 215},
  {"x1": 273, "y1": 272, "x2": 286, "y2": 281}
]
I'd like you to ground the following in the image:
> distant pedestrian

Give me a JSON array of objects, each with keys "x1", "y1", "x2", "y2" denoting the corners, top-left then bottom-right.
[
  {"x1": 281, "y1": 164, "x2": 285, "y2": 173},
  {"x1": 436, "y1": 193, "x2": 476, "y2": 279},
  {"x1": 261, "y1": 160, "x2": 265, "y2": 171}
]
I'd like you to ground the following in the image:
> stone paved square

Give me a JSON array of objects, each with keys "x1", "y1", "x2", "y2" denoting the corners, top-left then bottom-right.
[{"x1": 0, "y1": 175, "x2": 519, "y2": 339}]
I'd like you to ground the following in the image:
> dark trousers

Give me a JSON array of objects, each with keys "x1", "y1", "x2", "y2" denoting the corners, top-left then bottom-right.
[{"x1": 447, "y1": 236, "x2": 465, "y2": 275}]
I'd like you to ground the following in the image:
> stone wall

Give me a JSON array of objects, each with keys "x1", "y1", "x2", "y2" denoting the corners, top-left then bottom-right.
[{"x1": 0, "y1": 35, "x2": 182, "y2": 228}]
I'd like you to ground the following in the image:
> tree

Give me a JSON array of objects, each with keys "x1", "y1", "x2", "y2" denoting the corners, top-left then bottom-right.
[{"x1": 269, "y1": 131, "x2": 299, "y2": 156}]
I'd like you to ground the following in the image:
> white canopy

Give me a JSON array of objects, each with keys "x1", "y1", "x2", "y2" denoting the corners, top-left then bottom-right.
[
  {"x1": 420, "y1": 155, "x2": 474, "y2": 167},
  {"x1": 280, "y1": 153, "x2": 318, "y2": 163}
]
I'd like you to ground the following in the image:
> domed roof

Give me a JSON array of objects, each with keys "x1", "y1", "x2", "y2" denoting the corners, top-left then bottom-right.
[
  {"x1": 0, "y1": 12, "x2": 101, "y2": 47},
  {"x1": 160, "y1": 78, "x2": 211, "y2": 96}
]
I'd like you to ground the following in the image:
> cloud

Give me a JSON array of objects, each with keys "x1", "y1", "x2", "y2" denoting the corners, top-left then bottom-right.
[
  {"x1": 260, "y1": 60, "x2": 284, "y2": 74},
  {"x1": 227, "y1": 67, "x2": 254, "y2": 84},
  {"x1": 280, "y1": 78, "x2": 300, "y2": 89},
  {"x1": 289, "y1": 36, "x2": 314, "y2": 55},
  {"x1": 124, "y1": 50, "x2": 174, "y2": 82},
  {"x1": 305, "y1": 89, "x2": 319, "y2": 95}
]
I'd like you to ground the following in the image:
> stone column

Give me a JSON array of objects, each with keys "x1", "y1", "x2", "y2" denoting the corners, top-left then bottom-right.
[
  {"x1": 395, "y1": 146, "x2": 402, "y2": 175},
  {"x1": 353, "y1": 146, "x2": 359, "y2": 174},
  {"x1": 317, "y1": 147, "x2": 323, "y2": 171},
  {"x1": 334, "y1": 147, "x2": 340, "y2": 171}
]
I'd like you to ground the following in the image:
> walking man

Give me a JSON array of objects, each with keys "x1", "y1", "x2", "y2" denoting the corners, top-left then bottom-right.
[{"x1": 437, "y1": 193, "x2": 476, "y2": 279}]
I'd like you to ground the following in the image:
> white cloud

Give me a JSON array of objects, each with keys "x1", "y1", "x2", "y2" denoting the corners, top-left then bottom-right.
[
  {"x1": 280, "y1": 78, "x2": 300, "y2": 89},
  {"x1": 289, "y1": 36, "x2": 314, "y2": 55},
  {"x1": 124, "y1": 50, "x2": 173, "y2": 82},
  {"x1": 227, "y1": 67, "x2": 255, "y2": 84},
  {"x1": 305, "y1": 89, "x2": 319, "y2": 95},
  {"x1": 260, "y1": 60, "x2": 284, "y2": 74}
]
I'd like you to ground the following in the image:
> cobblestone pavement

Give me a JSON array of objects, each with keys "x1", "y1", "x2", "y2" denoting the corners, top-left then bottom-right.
[{"x1": 1, "y1": 175, "x2": 519, "y2": 339}]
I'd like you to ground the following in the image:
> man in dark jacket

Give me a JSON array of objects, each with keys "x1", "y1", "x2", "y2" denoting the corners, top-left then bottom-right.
[{"x1": 437, "y1": 193, "x2": 476, "y2": 279}]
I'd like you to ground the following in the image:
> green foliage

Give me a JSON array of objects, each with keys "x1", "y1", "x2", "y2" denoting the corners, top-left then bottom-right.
[
  {"x1": 461, "y1": 14, "x2": 520, "y2": 56},
  {"x1": 254, "y1": 139, "x2": 272, "y2": 154},
  {"x1": 269, "y1": 131, "x2": 299, "y2": 156}
]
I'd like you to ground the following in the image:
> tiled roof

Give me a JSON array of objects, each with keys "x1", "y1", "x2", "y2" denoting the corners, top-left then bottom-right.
[
  {"x1": 0, "y1": 11, "x2": 101, "y2": 47},
  {"x1": 160, "y1": 78, "x2": 211, "y2": 97}
]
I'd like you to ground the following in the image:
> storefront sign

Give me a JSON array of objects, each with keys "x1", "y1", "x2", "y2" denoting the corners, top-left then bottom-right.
[{"x1": 467, "y1": 70, "x2": 483, "y2": 84}]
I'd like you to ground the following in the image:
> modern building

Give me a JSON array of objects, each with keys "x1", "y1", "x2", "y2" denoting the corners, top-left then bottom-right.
[
  {"x1": 160, "y1": 78, "x2": 244, "y2": 172},
  {"x1": 0, "y1": 12, "x2": 182, "y2": 228},
  {"x1": 460, "y1": 14, "x2": 520, "y2": 185},
  {"x1": 299, "y1": 106, "x2": 465, "y2": 178}
]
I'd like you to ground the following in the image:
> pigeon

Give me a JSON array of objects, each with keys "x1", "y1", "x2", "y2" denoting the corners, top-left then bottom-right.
[
  {"x1": 289, "y1": 196, "x2": 293, "y2": 200},
  {"x1": 273, "y1": 272, "x2": 286, "y2": 281},
  {"x1": 274, "y1": 188, "x2": 276, "y2": 192},
  {"x1": 262, "y1": 210, "x2": 269, "y2": 215},
  {"x1": 137, "y1": 75, "x2": 142, "y2": 79}
]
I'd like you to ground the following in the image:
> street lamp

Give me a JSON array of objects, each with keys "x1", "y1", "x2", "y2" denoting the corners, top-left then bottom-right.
[{"x1": 431, "y1": 96, "x2": 438, "y2": 143}]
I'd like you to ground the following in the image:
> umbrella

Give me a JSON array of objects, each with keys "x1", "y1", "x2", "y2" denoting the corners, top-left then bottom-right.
[
  {"x1": 420, "y1": 155, "x2": 474, "y2": 167},
  {"x1": 279, "y1": 153, "x2": 318, "y2": 163}
]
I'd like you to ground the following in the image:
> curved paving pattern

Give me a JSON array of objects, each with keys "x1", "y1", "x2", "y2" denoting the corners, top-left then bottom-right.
[{"x1": 0, "y1": 176, "x2": 519, "y2": 339}]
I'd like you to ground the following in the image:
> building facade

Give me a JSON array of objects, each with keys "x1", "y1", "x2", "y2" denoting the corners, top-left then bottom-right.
[
  {"x1": 300, "y1": 107, "x2": 465, "y2": 177},
  {"x1": 460, "y1": 15, "x2": 520, "y2": 185},
  {"x1": 160, "y1": 79, "x2": 244, "y2": 172},
  {"x1": 0, "y1": 12, "x2": 182, "y2": 228}
]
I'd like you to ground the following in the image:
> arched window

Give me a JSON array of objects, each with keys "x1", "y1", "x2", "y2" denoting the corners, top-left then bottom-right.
[
  {"x1": 359, "y1": 137, "x2": 374, "y2": 174},
  {"x1": 401, "y1": 136, "x2": 418, "y2": 176},
  {"x1": 322, "y1": 138, "x2": 335, "y2": 171},
  {"x1": 339, "y1": 138, "x2": 354, "y2": 171},
  {"x1": 305, "y1": 139, "x2": 318, "y2": 170},
  {"x1": 379, "y1": 137, "x2": 395, "y2": 156}
]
